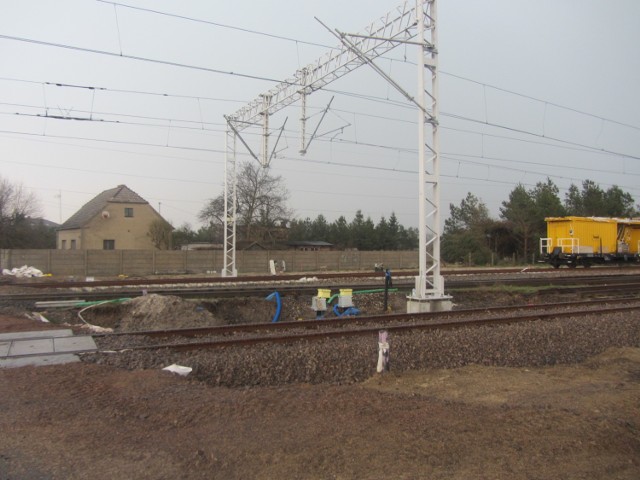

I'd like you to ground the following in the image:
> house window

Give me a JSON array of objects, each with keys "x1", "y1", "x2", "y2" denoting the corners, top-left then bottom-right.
[
  {"x1": 103, "y1": 240, "x2": 115, "y2": 250},
  {"x1": 61, "y1": 240, "x2": 66, "y2": 250},
  {"x1": 70, "y1": 239, "x2": 76, "y2": 250},
  {"x1": 124, "y1": 207, "x2": 134, "y2": 218}
]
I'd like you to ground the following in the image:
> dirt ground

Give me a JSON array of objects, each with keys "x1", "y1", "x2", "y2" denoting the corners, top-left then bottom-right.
[{"x1": 1, "y1": 291, "x2": 640, "y2": 479}]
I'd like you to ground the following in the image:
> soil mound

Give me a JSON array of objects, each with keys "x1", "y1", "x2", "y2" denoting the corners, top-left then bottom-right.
[{"x1": 118, "y1": 294, "x2": 223, "y2": 332}]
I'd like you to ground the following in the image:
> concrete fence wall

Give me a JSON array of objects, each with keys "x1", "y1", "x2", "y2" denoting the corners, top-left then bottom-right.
[{"x1": 1, "y1": 249, "x2": 419, "y2": 277}]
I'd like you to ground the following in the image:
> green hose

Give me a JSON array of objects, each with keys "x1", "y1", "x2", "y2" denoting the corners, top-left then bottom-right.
[{"x1": 73, "y1": 298, "x2": 132, "y2": 308}]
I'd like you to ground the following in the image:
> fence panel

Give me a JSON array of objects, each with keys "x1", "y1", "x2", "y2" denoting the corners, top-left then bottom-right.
[
  {"x1": 87, "y1": 250, "x2": 120, "y2": 276},
  {"x1": 1, "y1": 249, "x2": 419, "y2": 277},
  {"x1": 122, "y1": 250, "x2": 153, "y2": 276},
  {"x1": 185, "y1": 251, "x2": 220, "y2": 274}
]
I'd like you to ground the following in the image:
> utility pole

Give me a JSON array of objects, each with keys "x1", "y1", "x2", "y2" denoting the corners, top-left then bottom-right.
[{"x1": 407, "y1": 0, "x2": 451, "y2": 312}]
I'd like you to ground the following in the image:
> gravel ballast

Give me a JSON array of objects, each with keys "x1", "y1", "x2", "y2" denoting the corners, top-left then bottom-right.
[{"x1": 84, "y1": 311, "x2": 640, "y2": 388}]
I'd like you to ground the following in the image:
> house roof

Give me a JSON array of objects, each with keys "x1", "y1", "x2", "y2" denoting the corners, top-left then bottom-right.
[
  {"x1": 27, "y1": 217, "x2": 60, "y2": 229},
  {"x1": 58, "y1": 185, "x2": 149, "y2": 230},
  {"x1": 286, "y1": 241, "x2": 334, "y2": 247}
]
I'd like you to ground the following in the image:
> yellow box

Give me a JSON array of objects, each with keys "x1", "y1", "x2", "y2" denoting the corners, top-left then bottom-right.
[
  {"x1": 317, "y1": 288, "x2": 331, "y2": 299},
  {"x1": 628, "y1": 226, "x2": 640, "y2": 255},
  {"x1": 545, "y1": 216, "x2": 640, "y2": 255},
  {"x1": 339, "y1": 289, "x2": 353, "y2": 296}
]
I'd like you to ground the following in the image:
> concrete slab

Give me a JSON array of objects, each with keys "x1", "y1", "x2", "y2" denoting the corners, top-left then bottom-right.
[
  {"x1": 8, "y1": 338, "x2": 54, "y2": 356},
  {"x1": 0, "y1": 354, "x2": 80, "y2": 369},
  {"x1": 0, "y1": 329, "x2": 73, "y2": 341},
  {"x1": 54, "y1": 336, "x2": 97, "y2": 353},
  {"x1": 0, "y1": 329, "x2": 97, "y2": 368}
]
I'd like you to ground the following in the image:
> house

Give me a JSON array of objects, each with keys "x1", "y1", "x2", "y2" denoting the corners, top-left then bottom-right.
[
  {"x1": 57, "y1": 185, "x2": 172, "y2": 250},
  {"x1": 286, "y1": 241, "x2": 334, "y2": 251}
]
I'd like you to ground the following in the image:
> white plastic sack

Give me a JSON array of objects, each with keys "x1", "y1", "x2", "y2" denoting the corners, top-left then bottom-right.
[
  {"x1": 2, "y1": 265, "x2": 44, "y2": 278},
  {"x1": 162, "y1": 364, "x2": 193, "y2": 376}
]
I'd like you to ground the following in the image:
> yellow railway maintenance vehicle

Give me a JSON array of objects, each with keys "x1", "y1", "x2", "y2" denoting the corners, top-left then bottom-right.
[{"x1": 540, "y1": 216, "x2": 640, "y2": 268}]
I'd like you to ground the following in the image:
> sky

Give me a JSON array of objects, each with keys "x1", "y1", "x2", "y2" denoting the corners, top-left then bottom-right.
[{"x1": 0, "y1": 0, "x2": 639, "y2": 230}]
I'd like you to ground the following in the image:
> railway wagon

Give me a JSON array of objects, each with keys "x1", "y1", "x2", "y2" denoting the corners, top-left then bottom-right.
[{"x1": 540, "y1": 216, "x2": 640, "y2": 268}]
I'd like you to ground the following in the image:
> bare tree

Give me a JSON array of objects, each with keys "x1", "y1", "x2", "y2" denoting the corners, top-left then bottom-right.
[
  {"x1": 0, "y1": 177, "x2": 42, "y2": 248},
  {"x1": 0, "y1": 177, "x2": 40, "y2": 220},
  {"x1": 199, "y1": 161, "x2": 292, "y2": 241},
  {"x1": 147, "y1": 219, "x2": 173, "y2": 250}
]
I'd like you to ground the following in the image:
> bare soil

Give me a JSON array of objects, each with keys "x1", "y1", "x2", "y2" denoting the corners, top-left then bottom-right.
[{"x1": 1, "y1": 288, "x2": 639, "y2": 479}]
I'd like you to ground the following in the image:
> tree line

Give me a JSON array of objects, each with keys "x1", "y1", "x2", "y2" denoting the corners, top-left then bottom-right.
[
  {"x1": 443, "y1": 179, "x2": 638, "y2": 266},
  {"x1": 194, "y1": 161, "x2": 418, "y2": 250},
  {"x1": 288, "y1": 211, "x2": 418, "y2": 250},
  {"x1": 3, "y1": 166, "x2": 637, "y2": 261}
]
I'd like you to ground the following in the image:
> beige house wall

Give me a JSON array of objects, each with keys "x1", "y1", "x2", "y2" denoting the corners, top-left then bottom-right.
[
  {"x1": 57, "y1": 229, "x2": 82, "y2": 250},
  {"x1": 57, "y1": 202, "x2": 166, "y2": 250}
]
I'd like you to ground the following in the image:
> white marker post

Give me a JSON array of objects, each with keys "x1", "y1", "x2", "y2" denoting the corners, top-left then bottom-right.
[{"x1": 377, "y1": 330, "x2": 390, "y2": 373}]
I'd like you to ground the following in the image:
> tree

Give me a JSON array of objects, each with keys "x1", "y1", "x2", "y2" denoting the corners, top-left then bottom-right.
[
  {"x1": 531, "y1": 178, "x2": 565, "y2": 234},
  {"x1": 442, "y1": 193, "x2": 493, "y2": 264},
  {"x1": 581, "y1": 180, "x2": 605, "y2": 216},
  {"x1": 500, "y1": 184, "x2": 537, "y2": 260},
  {"x1": 444, "y1": 192, "x2": 490, "y2": 235},
  {"x1": 199, "y1": 161, "x2": 292, "y2": 242},
  {"x1": 288, "y1": 217, "x2": 312, "y2": 241},
  {"x1": 564, "y1": 184, "x2": 583, "y2": 215},
  {"x1": 603, "y1": 186, "x2": 637, "y2": 217},
  {"x1": 0, "y1": 177, "x2": 44, "y2": 248},
  {"x1": 349, "y1": 210, "x2": 376, "y2": 250},
  {"x1": 328, "y1": 215, "x2": 350, "y2": 248},
  {"x1": 375, "y1": 216, "x2": 391, "y2": 250},
  {"x1": 287, "y1": 211, "x2": 419, "y2": 250},
  {"x1": 171, "y1": 223, "x2": 217, "y2": 249},
  {"x1": 310, "y1": 214, "x2": 329, "y2": 240},
  {"x1": 387, "y1": 212, "x2": 401, "y2": 248},
  {"x1": 147, "y1": 219, "x2": 173, "y2": 250},
  {"x1": 564, "y1": 179, "x2": 638, "y2": 217},
  {"x1": 396, "y1": 225, "x2": 419, "y2": 250}
]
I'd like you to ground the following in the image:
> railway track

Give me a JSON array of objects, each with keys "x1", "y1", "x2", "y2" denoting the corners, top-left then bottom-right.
[
  {"x1": 3, "y1": 272, "x2": 640, "y2": 304},
  {"x1": 94, "y1": 297, "x2": 640, "y2": 353},
  {"x1": 7, "y1": 264, "x2": 640, "y2": 290}
]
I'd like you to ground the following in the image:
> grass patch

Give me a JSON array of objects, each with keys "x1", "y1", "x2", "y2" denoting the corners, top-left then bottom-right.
[{"x1": 450, "y1": 285, "x2": 548, "y2": 295}]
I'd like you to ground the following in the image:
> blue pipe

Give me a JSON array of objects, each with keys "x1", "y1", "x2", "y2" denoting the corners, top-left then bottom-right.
[
  {"x1": 333, "y1": 304, "x2": 360, "y2": 317},
  {"x1": 265, "y1": 291, "x2": 282, "y2": 323}
]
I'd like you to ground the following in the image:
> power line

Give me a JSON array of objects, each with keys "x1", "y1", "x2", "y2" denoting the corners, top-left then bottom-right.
[
  {"x1": 0, "y1": 133, "x2": 220, "y2": 165},
  {"x1": 2, "y1": 118, "x2": 637, "y2": 193},
  {"x1": 2, "y1": 70, "x2": 636, "y2": 163},
  {"x1": 5, "y1": 88, "x2": 637, "y2": 166},
  {"x1": 93, "y1": 0, "x2": 640, "y2": 133},
  {"x1": 441, "y1": 155, "x2": 640, "y2": 193},
  {"x1": 0, "y1": 109, "x2": 226, "y2": 135},
  {"x1": 440, "y1": 70, "x2": 640, "y2": 132},
  {"x1": 96, "y1": 0, "x2": 332, "y2": 49},
  {"x1": 0, "y1": 34, "x2": 298, "y2": 86},
  {"x1": 0, "y1": 128, "x2": 224, "y2": 154},
  {"x1": 441, "y1": 111, "x2": 640, "y2": 162},
  {"x1": 0, "y1": 37, "x2": 637, "y2": 198},
  {"x1": 0, "y1": 76, "x2": 247, "y2": 104}
]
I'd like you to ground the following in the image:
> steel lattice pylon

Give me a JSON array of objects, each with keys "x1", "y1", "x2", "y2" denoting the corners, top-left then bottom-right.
[{"x1": 223, "y1": 0, "x2": 449, "y2": 305}]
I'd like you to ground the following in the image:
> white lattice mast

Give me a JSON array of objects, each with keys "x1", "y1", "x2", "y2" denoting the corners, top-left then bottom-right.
[
  {"x1": 412, "y1": 0, "x2": 447, "y2": 302},
  {"x1": 222, "y1": 0, "x2": 451, "y2": 307},
  {"x1": 223, "y1": 128, "x2": 237, "y2": 277},
  {"x1": 222, "y1": 1, "x2": 418, "y2": 277}
]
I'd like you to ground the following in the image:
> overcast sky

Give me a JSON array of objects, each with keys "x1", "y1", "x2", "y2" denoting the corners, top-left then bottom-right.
[{"x1": 1, "y1": 0, "x2": 638, "y2": 229}]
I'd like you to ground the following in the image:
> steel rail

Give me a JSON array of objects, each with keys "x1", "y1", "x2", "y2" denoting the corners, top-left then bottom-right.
[
  {"x1": 3, "y1": 274, "x2": 640, "y2": 304},
  {"x1": 11, "y1": 265, "x2": 640, "y2": 289},
  {"x1": 95, "y1": 297, "x2": 640, "y2": 340},
  {"x1": 110, "y1": 302, "x2": 640, "y2": 353}
]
